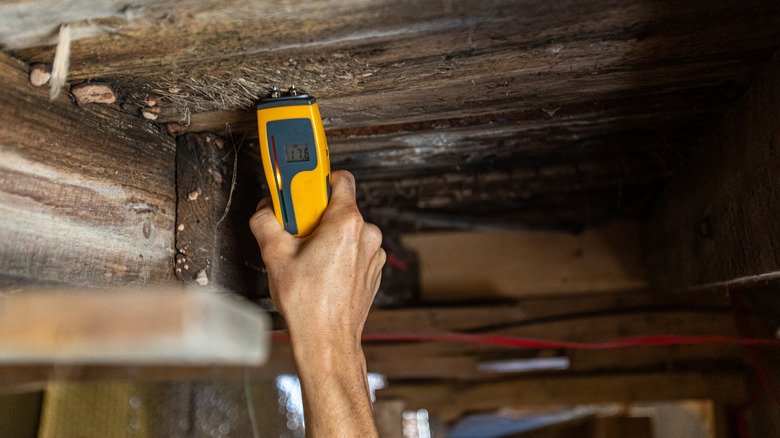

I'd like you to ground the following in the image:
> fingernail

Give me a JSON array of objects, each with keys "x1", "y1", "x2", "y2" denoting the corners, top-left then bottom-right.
[{"x1": 256, "y1": 197, "x2": 269, "y2": 211}]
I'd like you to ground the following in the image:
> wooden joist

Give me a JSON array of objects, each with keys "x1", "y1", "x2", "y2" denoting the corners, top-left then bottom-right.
[
  {"x1": 376, "y1": 372, "x2": 749, "y2": 422},
  {"x1": 646, "y1": 50, "x2": 780, "y2": 288},
  {"x1": 173, "y1": 133, "x2": 271, "y2": 296},
  {"x1": 0, "y1": 52, "x2": 176, "y2": 287},
  {"x1": 11, "y1": 0, "x2": 779, "y2": 127},
  {"x1": 1, "y1": 301, "x2": 754, "y2": 390},
  {"x1": 401, "y1": 222, "x2": 648, "y2": 300}
]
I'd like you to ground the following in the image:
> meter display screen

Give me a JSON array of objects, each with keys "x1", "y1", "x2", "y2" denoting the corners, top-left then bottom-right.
[{"x1": 285, "y1": 143, "x2": 310, "y2": 162}]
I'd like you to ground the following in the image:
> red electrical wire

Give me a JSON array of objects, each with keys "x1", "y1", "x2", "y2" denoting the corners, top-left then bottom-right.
[{"x1": 271, "y1": 332, "x2": 780, "y2": 349}]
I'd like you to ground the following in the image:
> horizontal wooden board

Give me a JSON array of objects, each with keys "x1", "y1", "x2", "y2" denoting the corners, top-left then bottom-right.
[
  {"x1": 10, "y1": 0, "x2": 779, "y2": 125},
  {"x1": 401, "y1": 222, "x2": 647, "y2": 300},
  {"x1": 0, "y1": 52, "x2": 176, "y2": 287},
  {"x1": 377, "y1": 372, "x2": 748, "y2": 422},
  {"x1": 6, "y1": 0, "x2": 778, "y2": 234}
]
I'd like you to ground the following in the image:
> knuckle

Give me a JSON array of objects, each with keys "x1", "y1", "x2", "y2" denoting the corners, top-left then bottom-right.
[
  {"x1": 248, "y1": 209, "x2": 271, "y2": 230},
  {"x1": 364, "y1": 223, "x2": 383, "y2": 248},
  {"x1": 339, "y1": 207, "x2": 364, "y2": 234},
  {"x1": 259, "y1": 236, "x2": 287, "y2": 258},
  {"x1": 334, "y1": 169, "x2": 355, "y2": 184}
]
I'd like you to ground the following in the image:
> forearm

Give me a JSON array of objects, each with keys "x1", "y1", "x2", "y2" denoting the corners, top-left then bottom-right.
[
  {"x1": 250, "y1": 171, "x2": 384, "y2": 437},
  {"x1": 291, "y1": 333, "x2": 378, "y2": 437}
]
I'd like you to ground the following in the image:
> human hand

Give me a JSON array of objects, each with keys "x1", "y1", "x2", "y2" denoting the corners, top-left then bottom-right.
[
  {"x1": 249, "y1": 170, "x2": 384, "y2": 437},
  {"x1": 249, "y1": 170, "x2": 385, "y2": 355}
]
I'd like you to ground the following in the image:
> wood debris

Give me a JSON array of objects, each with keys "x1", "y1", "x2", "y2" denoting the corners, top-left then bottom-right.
[
  {"x1": 195, "y1": 269, "x2": 209, "y2": 286},
  {"x1": 142, "y1": 106, "x2": 161, "y2": 120},
  {"x1": 29, "y1": 64, "x2": 51, "y2": 87},
  {"x1": 71, "y1": 83, "x2": 116, "y2": 105}
]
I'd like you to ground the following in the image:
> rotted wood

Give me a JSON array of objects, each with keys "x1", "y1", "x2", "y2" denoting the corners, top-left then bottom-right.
[
  {"x1": 7, "y1": 0, "x2": 779, "y2": 234},
  {"x1": 10, "y1": 0, "x2": 780, "y2": 128},
  {"x1": 174, "y1": 135, "x2": 419, "y2": 302},
  {"x1": 646, "y1": 50, "x2": 780, "y2": 289},
  {"x1": 235, "y1": 122, "x2": 682, "y2": 232},
  {"x1": 174, "y1": 133, "x2": 269, "y2": 296},
  {"x1": 0, "y1": 52, "x2": 176, "y2": 287}
]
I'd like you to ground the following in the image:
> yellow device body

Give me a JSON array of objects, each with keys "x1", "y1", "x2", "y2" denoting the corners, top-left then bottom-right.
[{"x1": 256, "y1": 94, "x2": 331, "y2": 237}]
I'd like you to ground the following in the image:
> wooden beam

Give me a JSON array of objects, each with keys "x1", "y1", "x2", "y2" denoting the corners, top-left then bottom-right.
[
  {"x1": 0, "y1": 52, "x2": 176, "y2": 287},
  {"x1": 0, "y1": 307, "x2": 752, "y2": 389},
  {"x1": 590, "y1": 416, "x2": 653, "y2": 438},
  {"x1": 172, "y1": 133, "x2": 275, "y2": 296},
  {"x1": 12, "y1": 0, "x2": 780, "y2": 127},
  {"x1": 377, "y1": 373, "x2": 749, "y2": 422},
  {"x1": 646, "y1": 50, "x2": 780, "y2": 288},
  {"x1": 401, "y1": 222, "x2": 648, "y2": 300}
]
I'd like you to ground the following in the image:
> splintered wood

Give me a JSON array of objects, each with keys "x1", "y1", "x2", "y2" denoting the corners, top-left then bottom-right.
[{"x1": 71, "y1": 83, "x2": 116, "y2": 105}]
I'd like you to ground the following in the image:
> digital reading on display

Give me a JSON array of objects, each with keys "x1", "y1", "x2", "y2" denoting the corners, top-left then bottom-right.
[{"x1": 285, "y1": 143, "x2": 310, "y2": 163}]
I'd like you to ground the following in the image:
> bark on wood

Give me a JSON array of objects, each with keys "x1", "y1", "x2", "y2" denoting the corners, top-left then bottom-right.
[
  {"x1": 646, "y1": 50, "x2": 780, "y2": 288},
  {"x1": 70, "y1": 83, "x2": 116, "y2": 106},
  {"x1": 0, "y1": 52, "x2": 176, "y2": 287}
]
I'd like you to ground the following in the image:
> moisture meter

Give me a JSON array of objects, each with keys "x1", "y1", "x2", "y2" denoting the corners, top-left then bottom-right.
[{"x1": 256, "y1": 87, "x2": 331, "y2": 237}]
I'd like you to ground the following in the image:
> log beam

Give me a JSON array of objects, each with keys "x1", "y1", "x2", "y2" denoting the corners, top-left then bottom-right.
[
  {"x1": 0, "y1": 52, "x2": 176, "y2": 287},
  {"x1": 646, "y1": 50, "x2": 780, "y2": 289}
]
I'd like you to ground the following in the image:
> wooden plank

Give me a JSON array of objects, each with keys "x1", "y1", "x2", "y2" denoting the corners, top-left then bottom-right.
[
  {"x1": 198, "y1": 310, "x2": 758, "y2": 379},
  {"x1": 590, "y1": 416, "x2": 653, "y2": 438},
  {"x1": 361, "y1": 289, "x2": 731, "y2": 334},
  {"x1": 11, "y1": 0, "x2": 779, "y2": 125},
  {"x1": 0, "y1": 308, "x2": 751, "y2": 388},
  {"x1": 0, "y1": 288, "x2": 269, "y2": 365},
  {"x1": 646, "y1": 49, "x2": 780, "y2": 288},
  {"x1": 0, "y1": 391, "x2": 42, "y2": 438},
  {"x1": 377, "y1": 373, "x2": 749, "y2": 422},
  {"x1": 0, "y1": 52, "x2": 176, "y2": 286},
  {"x1": 401, "y1": 222, "x2": 648, "y2": 300},
  {"x1": 224, "y1": 126, "x2": 681, "y2": 232}
]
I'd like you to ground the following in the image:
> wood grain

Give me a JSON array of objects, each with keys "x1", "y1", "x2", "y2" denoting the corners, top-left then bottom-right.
[
  {"x1": 377, "y1": 372, "x2": 748, "y2": 422},
  {"x1": 0, "y1": 51, "x2": 176, "y2": 287},
  {"x1": 647, "y1": 50, "x2": 780, "y2": 288},
  {"x1": 401, "y1": 222, "x2": 648, "y2": 300},
  {"x1": 174, "y1": 133, "x2": 271, "y2": 296},
  {"x1": 6, "y1": 0, "x2": 779, "y2": 235}
]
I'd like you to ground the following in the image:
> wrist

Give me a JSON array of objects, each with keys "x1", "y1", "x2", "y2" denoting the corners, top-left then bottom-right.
[{"x1": 288, "y1": 328, "x2": 365, "y2": 371}]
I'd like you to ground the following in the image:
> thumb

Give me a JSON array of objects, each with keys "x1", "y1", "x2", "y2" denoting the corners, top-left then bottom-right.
[
  {"x1": 321, "y1": 170, "x2": 358, "y2": 223},
  {"x1": 249, "y1": 197, "x2": 290, "y2": 252}
]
